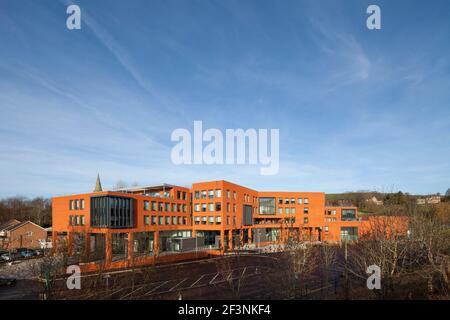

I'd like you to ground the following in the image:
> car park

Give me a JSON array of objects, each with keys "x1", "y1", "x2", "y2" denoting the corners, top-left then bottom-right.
[
  {"x1": 0, "y1": 277, "x2": 16, "y2": 287},
  {"x1": 19, "y1": 250, "x2": 35, "y2": 258},
  {"x1": 1, "y1": 252, "x2": 22, "y2": 261}
]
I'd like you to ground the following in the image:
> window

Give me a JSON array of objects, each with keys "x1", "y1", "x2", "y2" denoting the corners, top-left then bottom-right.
[
  {"x1": 26, "y1": 231, "x2": 33, "y2": 237},
  {"x1": 177, "y1": 191, "x2": 181, "y2": 199},
  {"x1": 208, "y1": 216, "x2": 214, "y2": 224},
  {"x1": 298, "y1": 198, "x2": 303, "y2": 204},
  {"x1": 194, "y1": 204, "x2": 200, "y2": 212},
  {"x1": 69, "y1": 215, "x2": 74, "y2": 226},
  {"x1": 201, "y1": 216, "x2": 207, "y2": 225},
  {"x1": 243, "y1": 205, "x2": 253, "y2": 226},
  {"x1": 278, "y1": 208, "x2": 283, "y2": 215},
  {"x1": 259, "y1": 197, "x2": 276, "y2": 215},
  {"x1": 226, "y1": 190, "x2": 230, "y2": 198},
  {"x1": 215, "y1": 202, "x2": 222, "y2": 212},
  {"x1": 194, "y1": 217, "x2": 200, "y2": 225},
  {"x1": 291, "y1": 208, "x2": 296, "y2": 214},
  {"x1": 144, "y1": 201, "x2": 149, "y2": 211},
  {"x1": 216, "y1": 216, "x2": 222, "y2": 224},
  {"x1": 215, "y1": 189, "x2": 221, "y2": 198},
  {"x1": 194, "y1": 191, "x2": 200, "y2": 199},
  {"x1": 75, "y1": 215, "x2": 80, "y2": 225},
  {"x1": 332, "y1": 210, "x2": 336, "y2": 215},
  {"x1": 172, "y1": 204, "x2": 177, "y2": 212},
  {"x1": 233, "y1": 191, "x2": 236, "y2": 200},
  {"x1": 285, "y1": 208, "x2": 290, "y2": 214},
  {"x1": 304, "y1": 217, "x2": 309, "y2": 224},
  {"x1": 278, "y1": 198, "x2": 282, "y2": 204},
  {"x1": 75, "y1": 200, "x2": 79, "y2": 210},
  {"x1": 177, "y1": 204, "x2": 182, "y2": 212},
  {"x1": 151, "y1": 216, "x2": 157, "y2": 225},
  {"x1": 166, "y1": 216, "x2": 171, "y2": 225},
  {"x1": 183, "y1": 205, "x2": 187, "y2": 212},
  {"x1": 233, "y1": 204, "x2": 236, "y2": 213},
  {"x1": 208, "y1": 203, "x2": 214, "y2": 212},
  {"x1": 201, "y1": 190, "x2": 207, "y2": 199},
  {"x1": 201, "y1": 204, "x2": 207, "y2": 212},
  {"x1": 340, "y1": 227, "x2": 358, "y2": 241},
  {"x1": 304, "y1": 208, "x2": 309, "y2": 214},
  {"x1": 80, "y1": 216, "x2": 85, "y2": 226},
  {"x1": 165, "y1": 203, "x2": 170, "y2": 212},
  {"x1": 80, "y1": 199, "x2": 85, "y2": 210},
  {"x1": 144, "y1": 216, "x2": 150, "y2": 226},
  {"x1": 342, "y1": 209, "x2": 356, "y2": 221},
  {"x1": 208, "y1": 190, "x2": 214, "y2": 198},
  {"x1": 70, "y1": 200, "x2": 74, "y2": 210},
  {"x1": 304, "y1": 198, "x2": 309, "y2": 204},
  {"x1": 90, "y1": 196, "x2": 134, "y2": 228},
  {"x1": 290, "y1": 198, "x2": 295, "y2": 204},
  {"x1": 151, "y1": 201, "x2": 157, "y2": 211},
  {"x1": 159, "y1": 216, "x2": 164, "y2": 225},
  {"x1": 159, "y1": 202, "x2": 163, "y2": 211},
  {"x1": 227, "y1": 216, "x2": 230, "y2": 225},
  {"x1": 177, "y1": 216, "x2": 182, "y2": 224},
  {"x1": 172, "y1": 216, "x2": 177, "y2": 225},
  {"x1": 324, "y1": 226, "x2": 329, "y2": 232},
  {"x1": 284, "y1": 198, "x2": 289, "y2": 204},
  {"x1": 227, "y1": 203, "x2": 230, "y2": 212}
]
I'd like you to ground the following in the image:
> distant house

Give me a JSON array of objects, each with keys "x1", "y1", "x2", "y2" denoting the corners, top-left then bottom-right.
[
  {"x1": 366, "y1": 196, "x2": 383, "y2": 206},
  {"x1": 0, "y1": 220, "x2": 48, "y2": 250},
  {"x1": 416, "y1": 196, "x2": 441, "y2": 205}
]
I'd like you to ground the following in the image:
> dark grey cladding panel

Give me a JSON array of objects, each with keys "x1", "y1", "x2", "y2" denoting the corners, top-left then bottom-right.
[
  {"x1": 90, "y1": 196, "x2": 134, "y2": 228},
  {"x1": 243, "y1": 204, "x2": 253, "y2": 226}
]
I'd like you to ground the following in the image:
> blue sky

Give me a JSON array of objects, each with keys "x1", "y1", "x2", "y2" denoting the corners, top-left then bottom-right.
[{"x1": 0, "y1": 0, "x2": 449, "y2": 197}]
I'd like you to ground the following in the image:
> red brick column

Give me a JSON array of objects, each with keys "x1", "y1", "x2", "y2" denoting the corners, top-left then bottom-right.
[{"x1": 127, "y1": 232, "x2": 133, "y2": 267}]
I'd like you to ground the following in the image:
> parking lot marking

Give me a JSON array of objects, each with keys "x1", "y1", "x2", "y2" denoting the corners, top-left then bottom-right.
[
  {"x1": 144, "y1": 280, "x2": 170, "y2": 295},
  {"x1": 190, "y1": 274, "x2": 205, "y2": 287},
  {"x1": 169, "y1": 278, "x2": 188, "y2": 291}
]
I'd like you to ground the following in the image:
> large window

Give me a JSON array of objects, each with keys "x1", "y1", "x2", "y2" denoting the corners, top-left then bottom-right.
[
  {"x1": 243, "y1": 205, "x2": 253, "y2": 226},
  {"x1": 342, "y1": 209, "x2": 357, "y2": 221},
  {"x1": 90, "y1": 196, "x2": 134, "y2": 228},
  {"x1": 340, "y1": 227, "x2": 358, "y2": 241},
  {"x1": 133, "y1": 232, "x2": 154, "y2": 257},
  {"x1": 259, "y1": 197, "x2": 276, "y2": 215}
]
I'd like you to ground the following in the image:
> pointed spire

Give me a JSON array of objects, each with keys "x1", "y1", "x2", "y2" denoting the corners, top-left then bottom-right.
[{"x1": 94, "y1": 173, "x2": 103, "y2": 192}]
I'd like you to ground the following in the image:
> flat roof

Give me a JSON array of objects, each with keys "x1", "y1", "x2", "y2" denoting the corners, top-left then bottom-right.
[{"x1": 113, "y1": 183, "x2": 177, "y2": 192}]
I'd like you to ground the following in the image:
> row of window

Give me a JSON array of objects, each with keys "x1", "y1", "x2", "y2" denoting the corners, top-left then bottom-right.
[
  {"x1": 278, "y1": 197, "x2": 309, "y2": 205},
  {"x1": 194, "y1": 216, "x2": 222, "y2": 225},
  {"x1": 194, "y1": 189, "x2": 223, "y2": 199},
  {"x1": 194, "y1": 202, "x2": 223, "y2": 212},
  {"x1": 325, "y1": 217, "x2": 338, "y2": 222},
  {"x1": 193, "y1": 189, "x2": 258, "y2": 204},
  {"x1": 260, "y1": 207, "x2": 309, "y2": 215},
  {"x1": 69, "y1": 199, "x2": 85, "y2": 210},
  {"x1": 176, "y1": 191, "x2": 188, "y2": 200},
  {"x1": 325, "y1": 209, "x2": 337, "y2": 215},
  {"x1": 144, "y1": 215, "x2": 188, "y2": 226},
  {"x1": 69, "y1": 215, "x2": 85, "y2": 226},
  {"x1": 143, "y1": 201, "x2": 187, "y2": 213}
]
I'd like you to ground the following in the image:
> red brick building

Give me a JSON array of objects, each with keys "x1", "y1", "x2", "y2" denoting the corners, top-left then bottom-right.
[
  {"x1": 51, "y1": 177, "x2": 400, "y2": 272},
  {"x1": 0, "y1": 219, "x2": 48, "y2": 250}
]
